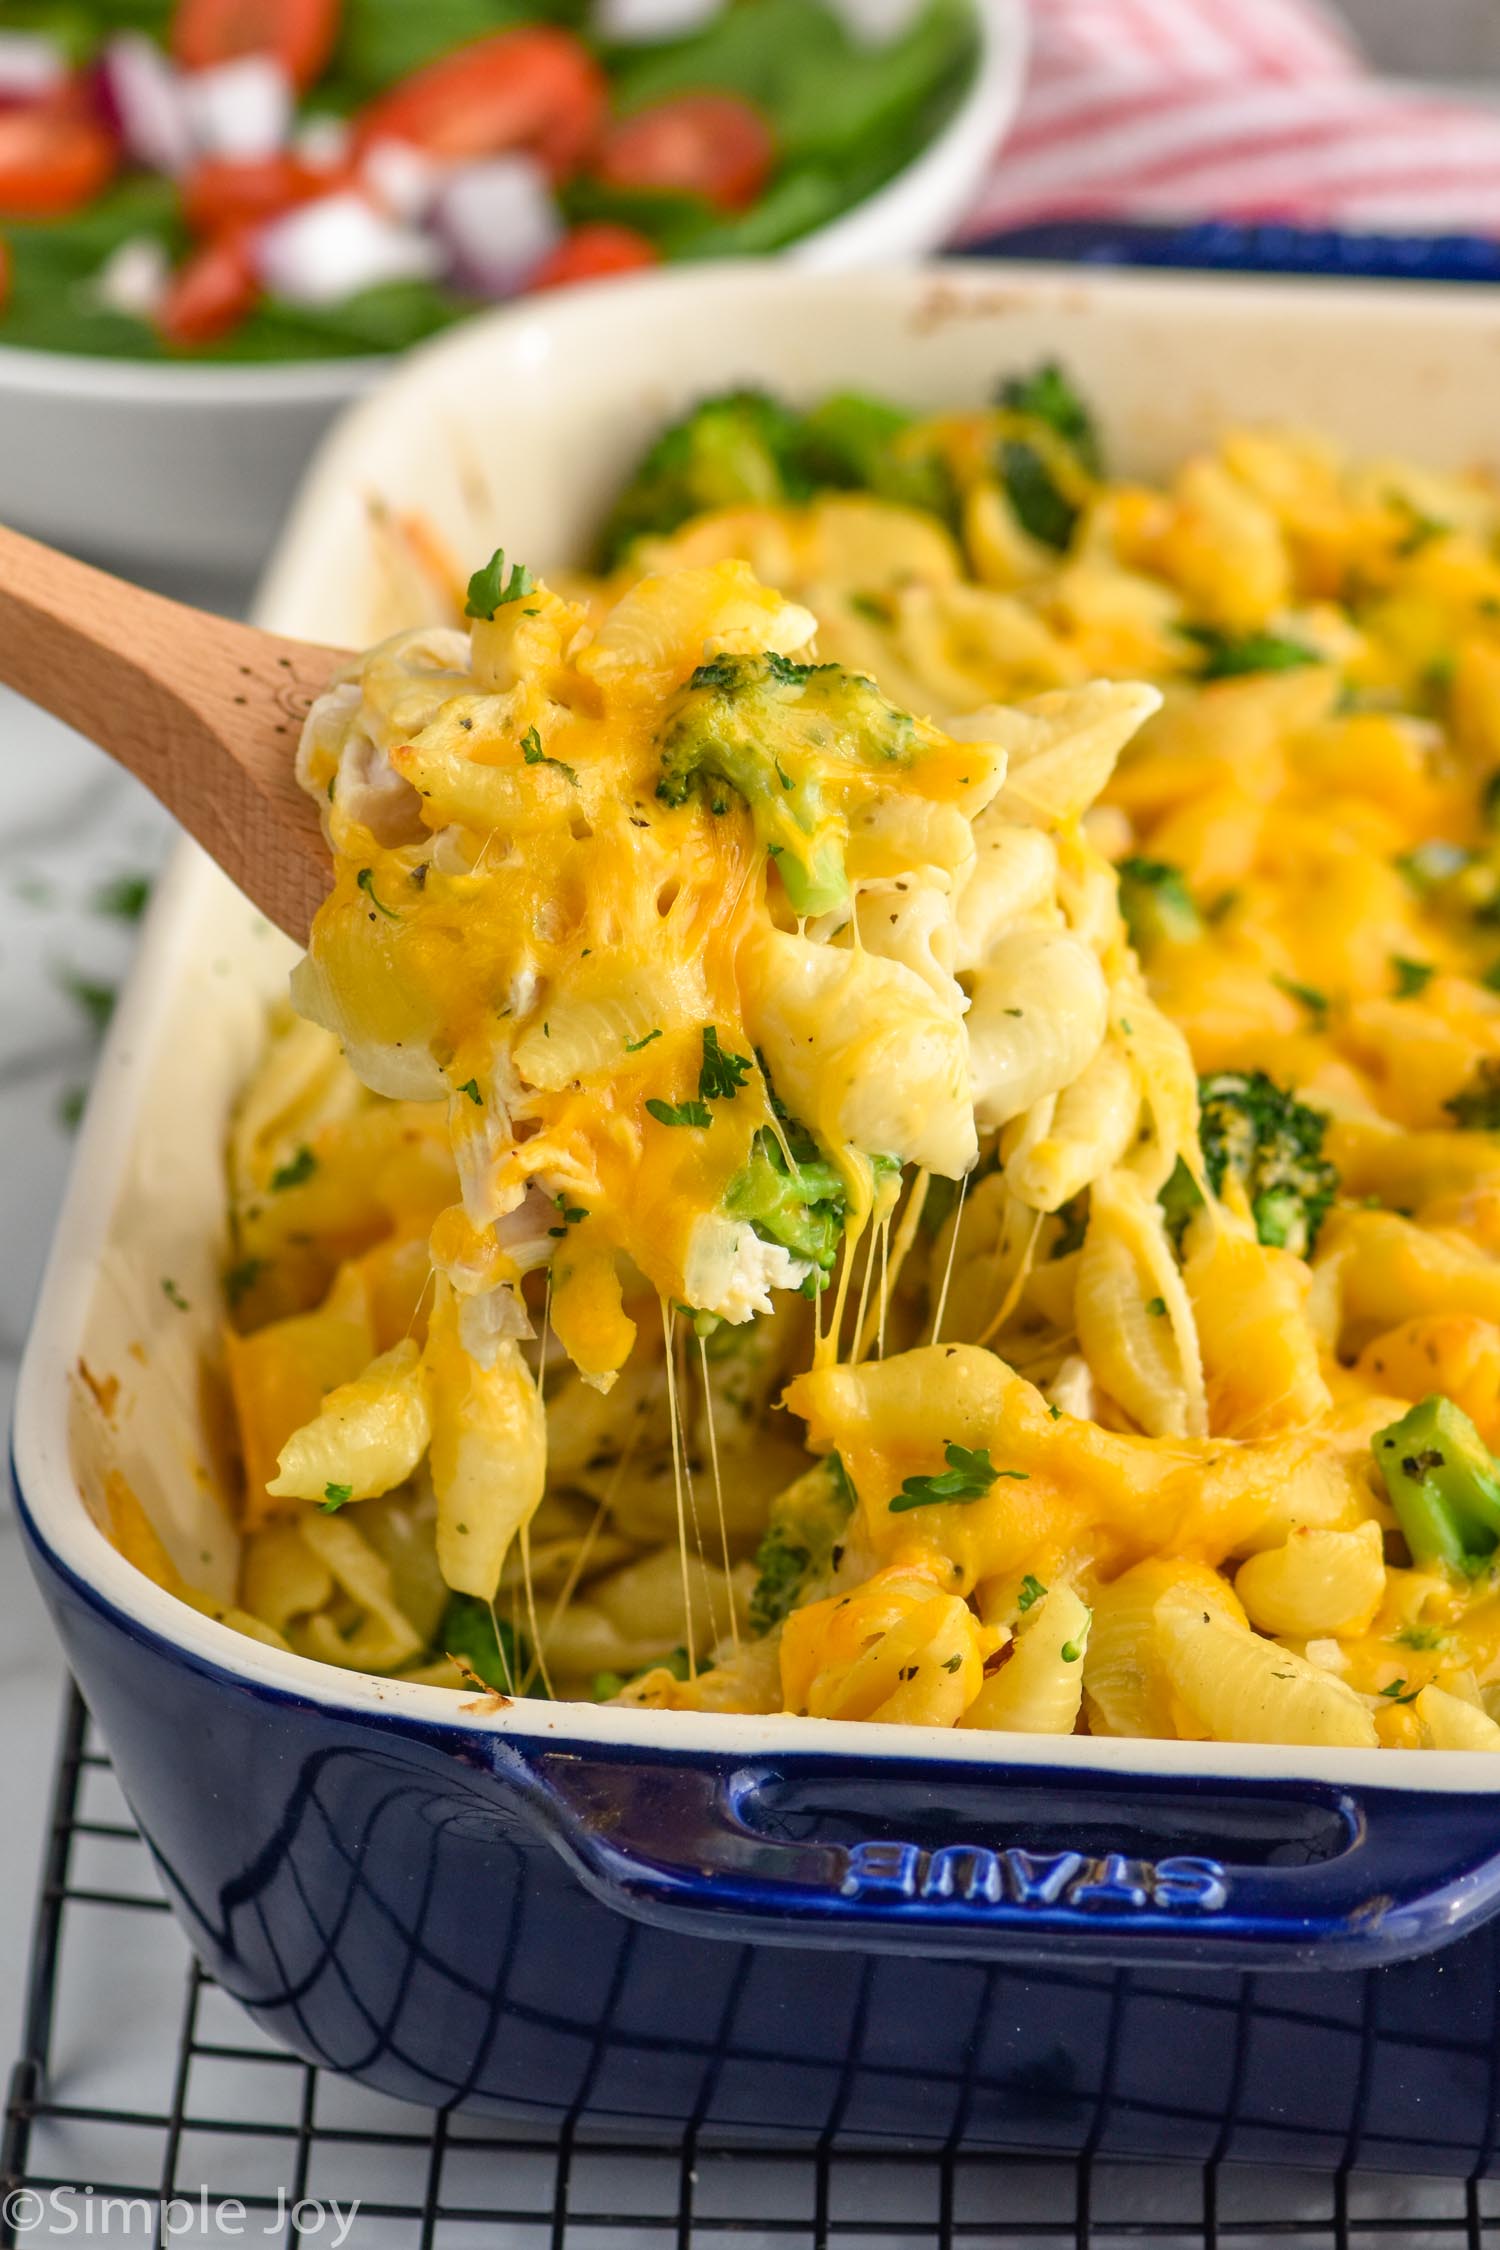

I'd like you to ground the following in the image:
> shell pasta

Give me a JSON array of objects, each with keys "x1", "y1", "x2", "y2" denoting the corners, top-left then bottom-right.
[{"x1": 116, "y1": 365, "x2": 1500, "y2": 1748}]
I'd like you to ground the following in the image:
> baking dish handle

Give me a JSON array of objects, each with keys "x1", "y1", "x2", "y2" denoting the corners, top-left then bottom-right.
[{"x1": 489, "y1": 1740, "x2": 1500, "y2": 1968}]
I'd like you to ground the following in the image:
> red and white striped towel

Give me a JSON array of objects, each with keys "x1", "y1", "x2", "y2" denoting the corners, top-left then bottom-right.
[{"x1": 963, "y1": 0, "x2": 1500, "y2": 237}]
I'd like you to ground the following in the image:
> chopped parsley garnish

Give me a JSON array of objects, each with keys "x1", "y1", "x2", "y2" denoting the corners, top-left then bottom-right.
[
  {"x1": 521, "y1": 726, "x2": 578, "y2": 784},
  {"x1": 888, "y1": 1441, "x2": 1020, "y2": 1513},
  {"x1": 1117, "y1": 856, "x2": 1201, "y2": 953},
  {"x1": 625, "y1": 1028, "x2": 663, "y2": 1053},
  {"x1": 356, "y1": 867, "x2": 400, "y2": 921},
  {"x1": 1146, "y1": 1295, "x2": 1167, "y2": 1317},
  {"x1": 1272, "y1": 973, "x2": 1330, "y2": 1025},
  {"x1": 1378, "y1": 1678, "x2": 1420, "y2": 1704},
  {"x1": 1446, "y1": 1059, "x2": 1500, "y2": 1132},
  {"x1": 1394, "y1": 1624, "x2": 1445, "y2": 1651},
  {"x1": 457, "y1": 1078, "x2": 483, "y2": 1105},
  {"x1": 270, "y1": 1146, "x2": 317, "y2": 1191},
  {"x1": 1391, "y1": 956, "x2": 1436, "y2": 999},
  {"x1": 1392, "y1": 495, "x2": 1448, "y2": 554},
  {"x1": 57, "y1": 969, "x2": 116, "y2": 1034},
  {"x1": 322, "y1": 1483, "x2": 353, "y2": 1512},
  {"x1": 1017, "y1": 1573, "x2": 1047, "y2": 1613},
  {"x1": 1180, "y1": 624, "x2": 1320, "y2": 680},
  {"x1": 464, "y1": 547, "x2": 535, "y2": 620},
  {"x1": 224, "y1": 1257, "x2": 264, "y2": 1310},
  {"x1": 941, "y1": 1652, "x2": 964, "y2": 1673},
  {"x1": 698, "y1": 1025, "x2": 753, "y2": 1102},
  {"x1": 646, "y1": 1097, "x2": 712, "y2": 1129},
  {"x1": 161, "y1": 1277, "x2": 188, "y2": 1311},
  {"x1": 93, "y1": 872, "x2": 152, "y2": 922},
  {"x1": 57, "y1": 1085, "x2": 86, "y2": 1132}
]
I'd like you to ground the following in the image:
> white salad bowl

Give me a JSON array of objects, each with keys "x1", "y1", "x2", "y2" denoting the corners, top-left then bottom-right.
[
  {"x1": 0, "y1": 0, "x2": 1026, "y2": 586},
  {"x1": 19, "y1": 263, "x2": 1500, "y2": 2152}
]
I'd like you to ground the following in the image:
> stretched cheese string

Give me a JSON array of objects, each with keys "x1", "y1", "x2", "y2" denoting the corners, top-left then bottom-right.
[
  {"x1": 976, "y1": 1209, "x2": 1044, "y2": 1351},
  {"x1": 661, "y1": 1298, "x2": 698, "y2": 1682},
  {"x1": 697, "y1": 1332, "x2": 740, "y2": 1659},
  {"x1": 848, "y1": 1197, "x2": 884, "y2": 1371},
  {"x1": 522, "y1": 1267, "x2": 557, "y2": 1698},
  {"x1": 928, "y1": 1172, "x2": 968, "y2": 1346},
  {"x1": 855, "y1": 1168, "x2": 929, "y2": 1364}
]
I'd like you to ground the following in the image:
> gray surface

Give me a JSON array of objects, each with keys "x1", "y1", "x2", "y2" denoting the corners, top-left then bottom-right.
[{"x1": 0, "y1": 689, "x2": 174, "y2": 2062}]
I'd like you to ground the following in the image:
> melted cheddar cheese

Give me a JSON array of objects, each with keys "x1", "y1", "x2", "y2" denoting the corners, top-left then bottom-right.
[{"x1": 129, "y1": 380, "x2": 1500, "y2": 1749}]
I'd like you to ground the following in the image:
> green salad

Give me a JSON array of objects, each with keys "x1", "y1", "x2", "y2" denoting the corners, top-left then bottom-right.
[{"x1": 0, "y1": 0, "x2": 978, "y2": 360}]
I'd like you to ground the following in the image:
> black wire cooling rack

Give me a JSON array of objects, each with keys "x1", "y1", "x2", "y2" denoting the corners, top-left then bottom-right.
[{"x1": 5, "y1": 1689, "x2": 1500, "y2": 2250}]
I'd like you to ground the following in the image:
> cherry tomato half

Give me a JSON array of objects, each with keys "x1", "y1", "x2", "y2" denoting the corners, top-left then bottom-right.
[
  {"x1": 171, "y1": 0, "x2": 342, "y2": 93},
  {"x1": 594, "y1": 93, "x2": 774, "y2": 214},
  {"x1": 182, "y1": 152, "x2": 339, "y2": 237},
  {"x1": 353, "y1": 27, "x2": 606, "y2": 179},
  {"x1": 530, "y1": 222, "x2": 659, "y2": 291},
  {"x1": 156, "y1": 229, "x2": 260, "y2": 347},
  {"x1": 0, "y1": 94, "x2": 117, "y2": 219}
]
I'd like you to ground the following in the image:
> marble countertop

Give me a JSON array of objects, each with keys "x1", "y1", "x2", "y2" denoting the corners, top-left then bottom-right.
[{"x1": 0, "y1": 682, "x2": 174, "y2": 2060}]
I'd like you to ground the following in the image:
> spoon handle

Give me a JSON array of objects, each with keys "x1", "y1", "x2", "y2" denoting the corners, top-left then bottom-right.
[{"x1": 0, "y1": 522, "x2": 338, "y2": 943}]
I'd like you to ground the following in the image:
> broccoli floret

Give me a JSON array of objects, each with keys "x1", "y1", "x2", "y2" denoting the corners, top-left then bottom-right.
[
  {"x1": 656, "y1": 651, "x2": 923, "y2": 914},
  {"x1": 1373, "y1": 1395, "x2": 1500, "y2": 1575},
  {"x1": 726, "y1": 1128, "x2": 848, "y2": 1279},
  {"x1": 439, "y1": 1594, "x2": 534, "y2": 1694},
  {"x1": 1446, "y1": 1060, "x2": 1500, "y2": 1132},
  {"x1": 749, "y1": 1454, "x2": 856, "y2": 1636},
  {"x1": 798, "y1": 392, "x2": 957, "y2": 523},
  {"x1": 1117, "y1": 855, "x2": 1202, "y2": 953},
  {"x1": 999, "y1": 362, "x2": 1102, "y2": 474},
  {"x1": 1179, "y1": 625, "x2": 1320, "y2": 680},
  {"x1": 596, "y1": 389, "x2": 812, "y2": 567},
  {"x1": 1197, "y1": 1070, "x2": 1339, "y2": 1258},
  {"x1": 996, "y1": 362, "x2": 1101, "y2": 550}
]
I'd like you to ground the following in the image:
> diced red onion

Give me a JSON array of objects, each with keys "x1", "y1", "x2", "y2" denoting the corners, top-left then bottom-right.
[
  {"x1": 359, "y1": 137, "x2": 442, "y2": 223},
  {"x1": 0, "y1": 31, "x2": 69, "y2": 102},
  {"x1": 180, "y1": 54, "x2": 292, "y2": 161},
  {"x1": 255, "y1": 192, "x2": 444, "y2": 307},
  {"x1": 98, "y1": 34, "x2": 193, "y2": 176},
  {"x1": 91, "y1": 235, "x2": 171, "y2": 321},
  {"x1": 294, "y1": 112, "x2": 353, "y2": 168},
  {"x1": 431, "y1": 155, "x2": 563, "y2": 300},
  {"x1": 590, "y1": 0, "x2": 725, "y2": 40}
]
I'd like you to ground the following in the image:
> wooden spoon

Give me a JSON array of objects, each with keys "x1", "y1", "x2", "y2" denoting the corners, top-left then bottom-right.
[{"x1": 0, "y1": 523, "x2": 344, "y2": 945}]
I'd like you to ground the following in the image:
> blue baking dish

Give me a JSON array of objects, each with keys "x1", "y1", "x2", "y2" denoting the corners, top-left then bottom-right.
[{"x1": 18, "y1": 264, "x2": 1500, "y2": 2168}]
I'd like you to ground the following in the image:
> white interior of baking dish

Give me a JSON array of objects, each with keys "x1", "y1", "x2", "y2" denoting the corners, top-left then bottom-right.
[{"x1": 21, "y1": 261, "x2": 1500, "y2": 1788}]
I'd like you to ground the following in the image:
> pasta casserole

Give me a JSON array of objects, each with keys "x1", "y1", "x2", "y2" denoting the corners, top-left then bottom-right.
[{"x1": 111, "y1": 365, "x2": 1500, "y2": 1753}]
